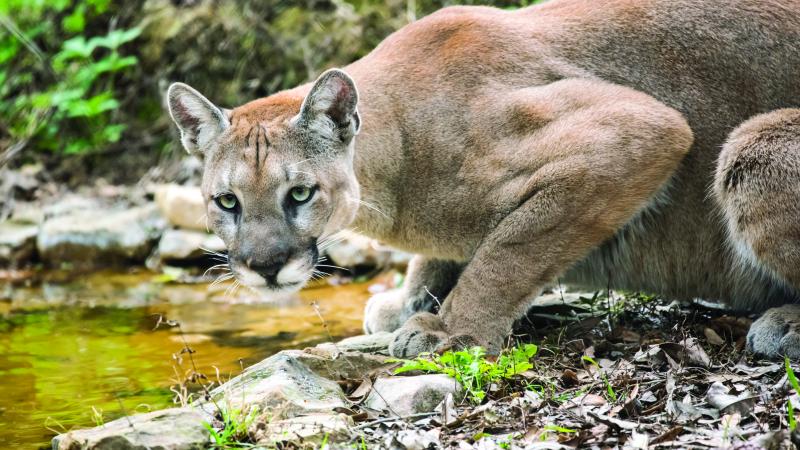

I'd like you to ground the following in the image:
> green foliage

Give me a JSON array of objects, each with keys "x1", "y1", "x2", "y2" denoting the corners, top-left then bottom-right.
[
  {"x1": 786, "y1": 356, "x2": 799, "y2": 431},
  {"x1": 2, "y1": 0, "x2": 546, "y2": 164},
  {"x1": 203, "y1": 406, "x2": 258, "y2": 449},
  {"x1": 393, "y1": 343, "x2": 538, "y2": 403},
  {"x1": 0, "y1": 0, "x2": 141, "y2": 154},
  {"x1": 541, "y1": 424, "x2": 578, "y2": 441}
]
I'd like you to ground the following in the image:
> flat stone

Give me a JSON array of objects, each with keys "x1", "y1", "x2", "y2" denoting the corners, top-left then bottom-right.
[
  {"x1": 291, "y1": 348, "x2": 392, "y2": 380},
  {"x1": 157, "y1": 228, "x2": 225, "y2": 261},
  {"x1": 210, "y1": 351, "x2": 347, "y2": 419},
  {"x1": 154, "y1": 184, "x2": 207, "y2": 231},
  {"x1": 255, "y1": 413, "x2": 352, "y2": 446},
  {"x1": 365, "y1": 374, "x2": 463, "y2": 417},
  {"x1": 52, "y1": 407, "x2": 210, "y2": 450},
  {"x1": 37, "y1": 204, "x2": 165, "y2": 268},
  {"x1": 336, "y1": 332, "x2": 393, "y2": 354},
  {"x1": 0, "y1": 221, "x2": 38, "y2": 266}
]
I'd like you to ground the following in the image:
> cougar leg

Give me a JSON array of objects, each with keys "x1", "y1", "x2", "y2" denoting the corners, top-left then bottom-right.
[
  {"x1": 714, "y1": 108, "x2": 800, "y2": 359},
  {"x1": 389, "y1": 78, "x2": 693, "y2": 357},
  {"x1": 362, "y1": 255, "x2": 463, "y2": 333}
]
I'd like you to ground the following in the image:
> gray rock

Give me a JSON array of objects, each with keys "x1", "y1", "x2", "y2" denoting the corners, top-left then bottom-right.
[
  {"x1": 52, "y1": 407, "x2": 210, "y2": 450},
  {"x1": 255, "y1": 413, "x2": 352, "y2": 446},
  {"x1": 210, "y1": 351, "x2": 347, "y2": 419},
  {"x1": 335, "y1": 332, "x2": 393, "y2": 354},
  {"x1": 324, "y1": 231, "x2": 412, "y2": 269},
  {"x1": 37, "y1": 204, "x2": 165, "y2": 268},
  {"x1": 306, "y1": 332, "x2": 394, "y2": 362},
  {"x1": 157, "y1": 228, "x2": 225, "y2": 262},
  {"x1": 0, "y1": 221, "x2": 38, "y2": 266},
  {"x1": 365, "y1": 374, "x2": 463, "y2": 417},
  {"x1": 292, "y1": 347, "x2": 392, "y2": 380},
  {"x1": 154, "y1": 184, "x2": 207, "y2": 231}
]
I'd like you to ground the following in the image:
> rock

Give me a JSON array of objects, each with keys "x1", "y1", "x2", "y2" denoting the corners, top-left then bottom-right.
[
  {"x1": 154, "y1": 184, "x2": 207, "y2": 231},
  {"x1": 53, "y1": 407, "x2": 210, "y2": 450},
  {"x1": 37, "y1": 204, "x2": 165, "y2": 268},
  {"x1": 42, "y1": 195, "x2": 102, "y2": 219},
  {"x1": 365, "y1": 374, "x2": 463, "y2": 417},
  {"x1": 325, "y1": 230, "x2": 412, "y2": 269},
  {"x1": 210, "y1": 351, "x2": 347, "y2": 419},
  {"x1": 0, "y1": 221, "x2": 38, "y2": 267},
  {"x1": 292, "y1": 348, "x2": 392, "y2": 380},
  {"x1": 255, "y1": 413, "x2": 352, "y2": 446},
  {"x1": 157, "y1": 228, "x2": 225, "y2": 262},
  {"x1": 309, "y1": 332, "x2": 393, "y2": 358}
]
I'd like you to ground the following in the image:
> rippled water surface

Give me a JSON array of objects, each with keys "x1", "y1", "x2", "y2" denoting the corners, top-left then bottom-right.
[{"x1": 0, "y1": 271, "x2": 375, "y2": 448}]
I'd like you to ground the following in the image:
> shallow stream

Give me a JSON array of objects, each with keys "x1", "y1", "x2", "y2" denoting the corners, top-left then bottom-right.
[{"x1": 0, "y1": 271, "x2": 375, "y2": 448}]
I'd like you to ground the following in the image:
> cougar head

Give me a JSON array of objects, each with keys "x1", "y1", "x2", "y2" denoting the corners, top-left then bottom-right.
[{"x1": 167, "y1": 69, "x2": 361, "y2": 293}]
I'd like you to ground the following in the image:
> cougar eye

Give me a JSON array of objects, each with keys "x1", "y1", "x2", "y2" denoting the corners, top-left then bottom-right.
[
  {"x1": 289, "y1": 186, "x2": 313, "y2": 204},
  {"x1": 215, "y1": 193, "x2": 239, "y2": 212}
]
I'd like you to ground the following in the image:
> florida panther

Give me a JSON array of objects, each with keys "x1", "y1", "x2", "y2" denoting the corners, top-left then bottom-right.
[{"x1": 167, "y1": 0, "x2": 800, "y2": 358}]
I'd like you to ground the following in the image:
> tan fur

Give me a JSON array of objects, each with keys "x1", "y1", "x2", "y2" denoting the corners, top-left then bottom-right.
[{"x1": 169, "y1": 0, "x2": 800, "y2": 358}]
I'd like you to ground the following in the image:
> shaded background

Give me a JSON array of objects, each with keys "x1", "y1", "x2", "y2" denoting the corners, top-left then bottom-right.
[{"x1": 1, "y1": 0, "x2": 525, "y2": 193}]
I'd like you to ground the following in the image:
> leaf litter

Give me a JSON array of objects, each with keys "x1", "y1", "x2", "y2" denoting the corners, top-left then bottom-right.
[{"x1": 288, "y1": 291, "x2": 800, "y2": 449}]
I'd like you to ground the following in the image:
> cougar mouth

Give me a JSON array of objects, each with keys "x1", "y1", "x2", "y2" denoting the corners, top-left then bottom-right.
[{"x1": 232, "y1": 243, "x2": 319, "y2": 294}]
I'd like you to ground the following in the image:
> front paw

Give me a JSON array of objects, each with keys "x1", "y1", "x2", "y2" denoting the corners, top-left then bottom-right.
[
  {"x1": 389, "y1": 312, "x2": 449, "y2": 358},
  {"x1": 747, "y1": 305, "x2": 800, "y2": 359},
  {"x1": 363, "y1": 289, "x2": 408, "y2": 334}
]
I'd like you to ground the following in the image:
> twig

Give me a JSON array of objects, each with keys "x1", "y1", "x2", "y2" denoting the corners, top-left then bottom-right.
[{"x1": 351, "y1": 412, "x2": 437, "y2": 431}]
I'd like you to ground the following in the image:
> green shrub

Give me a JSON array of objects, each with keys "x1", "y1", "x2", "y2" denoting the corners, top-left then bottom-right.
[
  {"x1": 393, "y1": 343, "x2": 538, "y2": 403},
  {"x1": 1, "y1": 0, "x2": 142, "y2": 155}
]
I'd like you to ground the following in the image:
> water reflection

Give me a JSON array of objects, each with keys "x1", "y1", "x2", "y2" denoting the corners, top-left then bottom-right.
[{"x1": 0, "y1": 271, "x2": 378, "y2": 448}]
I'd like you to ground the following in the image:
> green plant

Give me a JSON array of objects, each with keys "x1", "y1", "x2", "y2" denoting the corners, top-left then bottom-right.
[
  {"x1": 393, "y1": 343, "x2": 538, "y2": 403},
  {"x1": 202, "y1": 406, "x2": 258, "y2": 449},
  {"x1": 527, "y1": 380, "x2": 585, "y2": 404},
  {"x1": 90, "y1": 405, "x2": 104, "y2": 427},
  {"x1": 786, "y1": 356, "x2": 799, "y2": 431},
  {"x1": 1, "y1": 0, "x2": 140, "y2": 155},
  {"x1": 540, "y1": 424, "x2": 578, "y2": 441},
  {"x1": 582, "y1": 355, "x2": 617, "y2": 403}
]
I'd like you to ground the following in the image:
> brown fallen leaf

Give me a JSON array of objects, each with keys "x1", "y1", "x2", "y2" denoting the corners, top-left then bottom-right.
[
  {"x1": 704, "y1": 327, "x2": 725, "y2": 346},
  {"x1": 706, "y1": 382, "x2": 757, "y2": 415},
  {"x1": 651, "y1": 425, "x2": 684, "y2": 445},
  {"x1": 660, "y1": 337, "x2": 712, "y2": 368}
]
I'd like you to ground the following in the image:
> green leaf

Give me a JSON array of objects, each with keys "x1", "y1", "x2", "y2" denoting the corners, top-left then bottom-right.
[
  {"x1": 543, "y1": 424, "x2": 578, "y2": 433},
  {"x1": 786, "y1": 356, "x2": 800, "y2": 395},
  {"x1": 62, "y1": 4, "x2": 86, "y2": 33}
]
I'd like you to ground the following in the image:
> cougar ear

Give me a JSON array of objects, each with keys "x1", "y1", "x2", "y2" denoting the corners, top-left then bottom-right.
[
  {"x1": 167, "y1": 82, "x2": 229, "y2": 155},
  {"x1": 298, "y1": 69, "x2": 360, "y2": 143}
]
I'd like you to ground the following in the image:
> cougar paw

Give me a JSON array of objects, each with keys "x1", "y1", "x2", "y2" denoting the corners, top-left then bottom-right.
[
  {"x1": 747, "y1": 305, "x2": 800, "y2": 360},
  {"x1": 389, "y1": 312, "x2": 449, "y2": 358},
  {"x1": 363, "y1": 289, "x2": 408, "y2": 334}
]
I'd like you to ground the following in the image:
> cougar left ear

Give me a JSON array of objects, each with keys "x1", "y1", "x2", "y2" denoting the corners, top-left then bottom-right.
[{"x1": 298, "y1": 69, "x2": 360, "y2": 143}]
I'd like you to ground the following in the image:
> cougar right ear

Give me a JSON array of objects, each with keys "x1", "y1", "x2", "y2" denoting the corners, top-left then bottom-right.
[{"x1": 167, "y1": 83, "x2": 229, "y2": 155}]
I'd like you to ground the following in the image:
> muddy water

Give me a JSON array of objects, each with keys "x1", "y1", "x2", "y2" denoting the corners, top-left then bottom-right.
[{"x1": 0, "y1": 271, "x2": 379, "y2": 449}]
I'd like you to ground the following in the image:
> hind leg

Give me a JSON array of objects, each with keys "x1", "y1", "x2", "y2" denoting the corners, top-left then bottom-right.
[{"x1": 714, "y1": 108, "x2": 800, "y2": 358}]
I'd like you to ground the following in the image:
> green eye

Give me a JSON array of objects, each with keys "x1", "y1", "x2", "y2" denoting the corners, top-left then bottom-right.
[
  {"x1": 215, "y1": 194, "x2": 238, "y2": 211},
  {"x1": 290, "y1": 186, "x2": 313, "y2": 203}
]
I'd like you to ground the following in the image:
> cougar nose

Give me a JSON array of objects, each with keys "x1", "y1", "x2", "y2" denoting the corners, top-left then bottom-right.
[{"x1": 248, "y1": 250, "x2": 290, "y2": 279}]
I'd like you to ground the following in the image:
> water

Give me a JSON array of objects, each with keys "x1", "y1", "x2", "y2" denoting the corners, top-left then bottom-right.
[{"x1": 0, "y1": 270, "x2": 377, "y2": 449}]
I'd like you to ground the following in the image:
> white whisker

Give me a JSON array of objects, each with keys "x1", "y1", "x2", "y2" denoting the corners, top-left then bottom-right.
[
  {"x1": 315, "y1": 263, "x2": 351, "y2": 273},
  {"x1": 346, "y1": 197, "x2": 390, "y2": 219},
  {"x1": 203, "y1": 264, "x2": 230, "y2": 277},
  {"x1": 288, "y1": 158, "x2": 311, "y2": 168}
]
